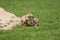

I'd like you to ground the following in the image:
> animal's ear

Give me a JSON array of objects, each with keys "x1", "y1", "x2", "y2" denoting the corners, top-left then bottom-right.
[{"x1": 27, "y1": 13, "x2": 33, "y2": 16}]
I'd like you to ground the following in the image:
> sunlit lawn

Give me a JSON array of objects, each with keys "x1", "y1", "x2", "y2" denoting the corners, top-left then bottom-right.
[{"x1": 0, "y1": 0, "x2": 60, "y2": 40}]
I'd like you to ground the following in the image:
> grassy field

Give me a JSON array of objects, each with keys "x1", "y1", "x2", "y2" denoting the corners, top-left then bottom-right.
[{"x1": 0, "y1": 0, "x2": 60, "y2": 40}]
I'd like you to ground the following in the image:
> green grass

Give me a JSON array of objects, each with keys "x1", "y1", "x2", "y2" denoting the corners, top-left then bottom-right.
[{"x1": 0, "y1": 0, "x2": 60, "y2": 40}]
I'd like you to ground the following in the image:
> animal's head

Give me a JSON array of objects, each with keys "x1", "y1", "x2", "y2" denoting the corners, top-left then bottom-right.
[{"x1": 26, "y1": 13, "x2": 33, "y2": 18}]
